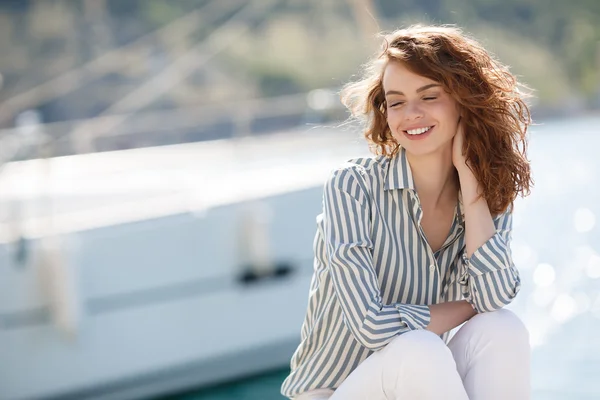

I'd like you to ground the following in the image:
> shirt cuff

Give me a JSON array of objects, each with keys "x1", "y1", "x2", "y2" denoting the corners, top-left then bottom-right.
[{"x1": 394, "y1": 304, "x2": 431, "y2": 331}]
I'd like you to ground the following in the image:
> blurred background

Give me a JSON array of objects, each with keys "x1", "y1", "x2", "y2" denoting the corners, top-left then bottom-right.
[{"x1": 0, "y1": 1, "x2": 598, "y2": 399}]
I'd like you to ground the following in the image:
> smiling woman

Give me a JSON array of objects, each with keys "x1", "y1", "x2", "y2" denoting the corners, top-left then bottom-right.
[
  {"x1": 281, "y1": 25, "x2": 534, "y2": 400},
  {"x1": 342, "y1": 25, "x2": 532, "y2": 216},
  {"x1": 383, "y1": 64, "x2": 460, "y2": 153}
]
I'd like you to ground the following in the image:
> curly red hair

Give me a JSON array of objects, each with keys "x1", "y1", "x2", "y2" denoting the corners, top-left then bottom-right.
[{"x1": 341, "y1": 25, "x2": 533, "y2": 215}]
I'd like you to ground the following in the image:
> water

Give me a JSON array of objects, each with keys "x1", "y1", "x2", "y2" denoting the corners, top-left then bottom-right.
[
  {"x1": 162, "y1": 115, "x2": 600, "y2": 400},
  {"x1": 159, "y1": 369, "x2": 289, "y2": 400}
]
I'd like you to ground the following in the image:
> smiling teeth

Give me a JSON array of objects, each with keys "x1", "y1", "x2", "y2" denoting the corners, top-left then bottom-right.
[{"x1": 406, "y1": 126, "x2": 432, "y2": 135}]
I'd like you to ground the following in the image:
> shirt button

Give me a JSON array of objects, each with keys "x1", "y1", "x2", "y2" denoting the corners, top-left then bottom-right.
[{"x1": 429, "y1": 264, "x2": 436, "y2": 272}]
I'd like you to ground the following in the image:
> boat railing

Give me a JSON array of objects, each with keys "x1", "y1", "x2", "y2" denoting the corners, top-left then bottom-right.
[{"x1": 0, "y1": 88, "x2": 347, "y2": 162}]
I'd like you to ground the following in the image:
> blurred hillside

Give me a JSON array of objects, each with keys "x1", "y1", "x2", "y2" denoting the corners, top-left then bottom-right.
[{"x1": 0, "y1": 0, "x2": 599, "y2": 128}]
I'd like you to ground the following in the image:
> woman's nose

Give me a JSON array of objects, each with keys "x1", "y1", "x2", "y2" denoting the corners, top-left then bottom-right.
[{"x1": 403, "y1": 102, "x2": 424, "y2": 121}]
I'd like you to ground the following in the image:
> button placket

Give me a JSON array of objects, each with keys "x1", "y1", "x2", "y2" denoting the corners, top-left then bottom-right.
[
  {"x1": 428, "y1": 255, "x2": 440, "y2": 302},
  {"x1": 411, "y1": 191, "x2": 442, "y2": 302}
]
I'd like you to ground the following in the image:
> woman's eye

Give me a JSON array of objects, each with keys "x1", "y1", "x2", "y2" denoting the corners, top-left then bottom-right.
[
  {"x1": 423, "y1": 97, "x2": 437, "y2": 101},
  {"x1": 389, "y1": 101, "x2": 404, "y2": 108}
]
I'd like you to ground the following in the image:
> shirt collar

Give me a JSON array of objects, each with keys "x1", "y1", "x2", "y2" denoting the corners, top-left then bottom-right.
[
  {"x1": 384, "y1": 147, "x2": 416, "y2": 191},
  {"x1": 384, "y1": 147, "x2": 465, "y2": 225}
]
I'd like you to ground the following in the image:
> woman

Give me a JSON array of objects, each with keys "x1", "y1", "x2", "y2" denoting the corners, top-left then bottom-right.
[{"x1": 281, "y1": 25, "x2": 533, "y2": 400}]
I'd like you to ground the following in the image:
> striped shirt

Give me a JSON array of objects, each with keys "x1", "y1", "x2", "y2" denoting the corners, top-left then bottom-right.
[{"x1": 281, "y1": 147, "x2": 521, "y2": 398}]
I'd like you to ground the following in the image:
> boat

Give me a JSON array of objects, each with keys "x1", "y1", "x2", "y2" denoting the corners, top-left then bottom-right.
[{"x1": 0, "y1": 127, "x2": 369, "y2": 400}]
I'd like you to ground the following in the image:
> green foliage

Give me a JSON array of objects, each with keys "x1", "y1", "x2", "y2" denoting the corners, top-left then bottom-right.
[
  {"x1": 0, "y1": 0, "x2": 598, "y2": 122},
  {"x1": 212, "y1": 0, "x2": 600, "y2": 106}
]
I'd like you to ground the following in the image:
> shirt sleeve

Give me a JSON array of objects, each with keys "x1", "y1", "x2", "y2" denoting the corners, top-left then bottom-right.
[
  {"x1": 458, "y1": 208, "x2": 521, "y2": 313},
  {"x1": 322, "y1": 166, "x2": 430, "y2": 351}
]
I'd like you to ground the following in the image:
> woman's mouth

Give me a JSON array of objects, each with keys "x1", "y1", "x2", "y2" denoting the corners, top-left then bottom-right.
[{"x1": 403, "y1": 125, "x2": 434, "y2": 140}]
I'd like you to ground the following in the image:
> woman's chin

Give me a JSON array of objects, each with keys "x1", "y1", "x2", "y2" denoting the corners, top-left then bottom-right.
[{"x1": 402, "y1": 141, "x2": 453, "y2": 159}]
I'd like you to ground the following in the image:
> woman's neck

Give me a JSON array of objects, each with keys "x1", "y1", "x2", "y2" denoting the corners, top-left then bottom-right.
[{"x1": 406, "y1": 146, "x2": 459, "y2": 209}]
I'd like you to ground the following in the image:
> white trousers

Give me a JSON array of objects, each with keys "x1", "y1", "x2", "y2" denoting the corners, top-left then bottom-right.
[{"x1": 294, "y1": 309, "x2": 531, "y2": 400}]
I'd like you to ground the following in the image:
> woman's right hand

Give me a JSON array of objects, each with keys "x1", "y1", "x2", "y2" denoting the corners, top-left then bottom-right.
[{"x1": 426, "y1": 301, "x2": 477, "y2": 335}]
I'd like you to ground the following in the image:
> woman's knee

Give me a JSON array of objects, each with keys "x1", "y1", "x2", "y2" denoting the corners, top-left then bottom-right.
[
  {"x1": 467, "y1": 308, "x2": 530, "y2": 347},
  {"x1": 380, "y1": 329, "x2": 460, "y2": 392},
  {"x1": 384, "y1": 329, "x2": 454, "y2": 366},
  {"x1": 376, "y1": 330, "x2": 468, "y2": 398}
]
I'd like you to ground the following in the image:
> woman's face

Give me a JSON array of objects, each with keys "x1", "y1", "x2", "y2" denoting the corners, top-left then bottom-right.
[{"x1": 382, "y1": 61, "x2": 461, "y2": 158}]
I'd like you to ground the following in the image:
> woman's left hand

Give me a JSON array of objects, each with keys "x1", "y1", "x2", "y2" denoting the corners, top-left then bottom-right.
[
  {"x1": 453, "y1": 118, "x2": 481, "y2": 204},
  {"x1": 452, "y1": 117, "x2": 469, "y2": 173}
]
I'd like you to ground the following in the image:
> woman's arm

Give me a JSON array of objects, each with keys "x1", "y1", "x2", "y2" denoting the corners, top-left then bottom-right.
[
  {"x1": 458, "y1": 169, "x2": 496, "y2": 257},
  {"x1": 322, "y1": 166, "x2": 431, "y2": 351},
  {"x1": 455, "y1": 165, "x2": 521, "y2": 313}
]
